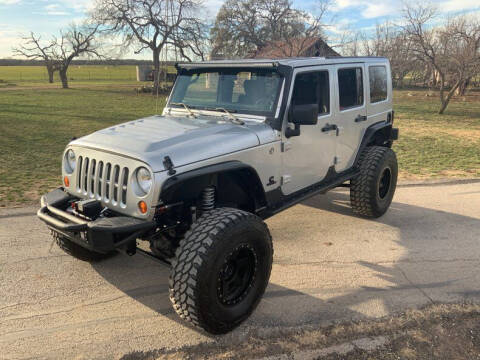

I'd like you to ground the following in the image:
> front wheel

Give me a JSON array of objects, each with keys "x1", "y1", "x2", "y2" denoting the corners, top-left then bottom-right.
[
  {"x1": 169, "y1": 208, "x2": 273, "y2": 334},
  {"x1": 350, "y1": 146, "x2": 398, "y2": 218}
]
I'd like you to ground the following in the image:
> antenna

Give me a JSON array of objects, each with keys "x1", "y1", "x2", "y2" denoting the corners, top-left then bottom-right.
[{"x1": 155, "y1": 0, "x2": 180, "y2": 115}]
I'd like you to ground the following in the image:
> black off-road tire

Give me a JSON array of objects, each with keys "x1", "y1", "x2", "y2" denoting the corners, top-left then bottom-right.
[
  {"x1": 53, "y1": 232, "x2": 113, "y2": 262},
  {"x1": 350, "y1": 146, "x2": 398, "y2": 218},
  {"x1": 169, "y1": 208, "x2": 273, "y2": 334}
]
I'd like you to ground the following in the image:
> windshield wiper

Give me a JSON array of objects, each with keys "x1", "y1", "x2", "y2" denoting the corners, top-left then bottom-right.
[
  {"x1": 207, "y1": 107, "x2": 244, "y2": 125},
  {"x1": 169, "y1": 102, "x2": 197, "y2": 118}
]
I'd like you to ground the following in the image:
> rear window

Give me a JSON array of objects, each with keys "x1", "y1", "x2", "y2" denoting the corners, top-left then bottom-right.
[
  {"x1": 338, "y1": 68, "x2": 363, "y2": 110},
  {"x1": 369, "y1": 66, "x2": 388, "y2": 103}
]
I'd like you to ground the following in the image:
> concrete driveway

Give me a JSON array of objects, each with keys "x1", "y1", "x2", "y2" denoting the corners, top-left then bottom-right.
[{"x1": 1, "y1": 181, "x2": 479, "y2": 359}]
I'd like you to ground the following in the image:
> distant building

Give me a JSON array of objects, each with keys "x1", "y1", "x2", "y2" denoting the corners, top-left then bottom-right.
[
  {"x1": 136, "y1": 65, "x2": 176, "y2": 82},
  {"x1": 136, "y1": 65, "x2": 153, "y2": 81},
  {"x1": 250, "y1": 36, "x2": 340, "y2": 59}
]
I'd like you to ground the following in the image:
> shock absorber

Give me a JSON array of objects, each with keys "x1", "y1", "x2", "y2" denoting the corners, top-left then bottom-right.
[{"x1": 201, "y1": 186, "x2": 216, "y2": 211}]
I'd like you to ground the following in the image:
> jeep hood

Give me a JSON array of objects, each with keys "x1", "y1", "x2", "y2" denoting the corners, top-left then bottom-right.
[{"x1": 70, "y1": 115, "x2": 276, "y2": 172}]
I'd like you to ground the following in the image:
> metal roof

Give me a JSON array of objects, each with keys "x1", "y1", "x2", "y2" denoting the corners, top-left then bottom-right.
[{"x1": 176, "y1": 57, "x2": 389, "y2": 70}]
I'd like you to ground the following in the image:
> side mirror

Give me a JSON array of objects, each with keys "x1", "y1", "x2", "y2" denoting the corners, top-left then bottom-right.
[{"x1": 290, "y1": 104, "x2": 318, "y2": 125}]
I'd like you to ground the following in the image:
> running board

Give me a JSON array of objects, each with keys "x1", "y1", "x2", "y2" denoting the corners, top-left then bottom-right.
[{"x1": 265, "y1": 167, "x2": 359, "y2": 217}]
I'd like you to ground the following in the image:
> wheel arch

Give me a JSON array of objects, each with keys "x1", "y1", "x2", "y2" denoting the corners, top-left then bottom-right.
[
  {"x1": 354, "y1": 121, "x2": 396, "y2": 167},
  {"x1": 160, "y1": 161, "x2": 267, "y2": 213}
]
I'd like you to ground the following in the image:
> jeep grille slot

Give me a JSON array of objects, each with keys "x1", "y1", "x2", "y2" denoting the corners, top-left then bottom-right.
[
  {"x1": 112, "y1": 165, "x2": 120, "y2": 204},
  {"x1": 88, "y1": 159, "x2": 96, "y2": 197},
  {"x1": 105, "y1": 163, "x2": 112, "y2": 201},
  {"x1": 82, "y1": 157, "x2": 89, "y2": 194},
  {"x1": 76, "y1": 156, "x2": 83, "y2": 192},
  {"x1": 121, "y1": 168, "x2": 129, "y2": 205},
  {"x1": 95, "y1": 161, "x2": 104, "y2": 198},
  {"x1": 72, "y1": 152, "x2": 134, "y2": 211}
]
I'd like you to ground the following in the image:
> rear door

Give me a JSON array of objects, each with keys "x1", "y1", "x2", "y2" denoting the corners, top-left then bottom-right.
[
  {"x1": 333, "y1": 64, "x2": 367, "y2": 173},
  {"x1": 281, "y1": 66, "x2": 336, "y2": 195}
]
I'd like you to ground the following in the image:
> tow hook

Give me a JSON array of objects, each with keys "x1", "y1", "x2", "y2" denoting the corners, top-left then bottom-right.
[{"x1": 126, "y1": 241, "x2": 137, "y2": 256}]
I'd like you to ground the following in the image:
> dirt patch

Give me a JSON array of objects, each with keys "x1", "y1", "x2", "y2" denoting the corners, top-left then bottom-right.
[{"x1": 120, "y1": 303, "x2": 480, "y2": 360}]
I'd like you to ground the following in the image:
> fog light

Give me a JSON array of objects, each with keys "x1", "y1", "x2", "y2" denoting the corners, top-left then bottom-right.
[
  {"x1": 138, "y1": 201, "x2": 148, "y2": 214},
  {"x1": 64, "y1": 176, "x2": 70, "y2": 187}
]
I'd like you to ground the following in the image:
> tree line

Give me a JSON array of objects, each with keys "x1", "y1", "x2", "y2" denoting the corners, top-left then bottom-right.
[
  {"x1": 340, "y1": 4, "x2": 480, "y2": 114},
  {"x1": 11, "y1": 0, "x2": 480, "y2": 113}
]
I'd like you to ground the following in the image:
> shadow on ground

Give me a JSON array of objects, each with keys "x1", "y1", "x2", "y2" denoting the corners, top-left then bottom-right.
[{"x1": 91, "y1": 189, "x2": 480, "y2": 353}]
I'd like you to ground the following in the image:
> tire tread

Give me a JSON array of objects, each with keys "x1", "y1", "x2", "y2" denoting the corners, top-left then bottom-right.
[
  {"x1": 169, "y1": 207, "x2": 272, "y2": 333},
  {"x1": 350, "y1": 146, "x2": 397, "y2": 217}
]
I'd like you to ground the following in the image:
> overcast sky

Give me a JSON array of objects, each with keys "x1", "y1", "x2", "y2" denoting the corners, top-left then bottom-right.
[{"x1": 1, "y1": 0, "x2": 479, "y2": 59}]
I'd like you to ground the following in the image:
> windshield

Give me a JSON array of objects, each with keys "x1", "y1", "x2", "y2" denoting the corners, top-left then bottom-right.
[{"x1": 169, "y1": 69, "x2": 283, "y2": 117}]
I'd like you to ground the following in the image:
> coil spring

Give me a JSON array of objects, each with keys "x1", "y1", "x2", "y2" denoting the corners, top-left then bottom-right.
[{"x1": 201, "y1": 186, "x2": 215, "y2": 211}]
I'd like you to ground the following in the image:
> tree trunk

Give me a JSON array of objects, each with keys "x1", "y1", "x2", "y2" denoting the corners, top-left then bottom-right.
[
  {"x1": 438, "y1": 80, "x2": 461, "y2": 115},
  {"x1": 152, "y1": 48, "x2": 160, "y2": 92},
  {"x1": 47, "y1": 65, "x2": 55, "y2": 83},
  {"x1": 59, "y1": 69, "x2": 69, "y2": 89},
  {"x1": 455, "y1": 78, "x2": 470, "y2": 96}
]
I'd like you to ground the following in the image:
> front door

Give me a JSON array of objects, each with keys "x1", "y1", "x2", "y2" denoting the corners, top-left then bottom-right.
[{"x1": 281, "y1": 66, "x2": 337, "y2": 195}]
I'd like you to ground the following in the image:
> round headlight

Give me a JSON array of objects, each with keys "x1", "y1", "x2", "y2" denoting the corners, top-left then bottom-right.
[
  {"x1": 64, "y1": 149, "x2": 76, "y2": 174},
  {"x1": 136, "y1": 167, "x2": 152, "y2": 194}
]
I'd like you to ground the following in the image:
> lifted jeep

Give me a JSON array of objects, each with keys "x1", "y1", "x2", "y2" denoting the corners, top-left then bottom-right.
[{"x1": 38, "y1": 57, "x2": 398, "y2": 334}]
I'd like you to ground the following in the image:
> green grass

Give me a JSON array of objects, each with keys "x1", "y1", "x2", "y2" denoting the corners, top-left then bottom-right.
[
  {"x1": 0, "y1": 81, "x2": 479, "y2": 206},
  {"x1": 0, "y1": 65, "x2": 177, "y2": 84},
  {"x1": 393, "y1": 89, "x2": 480, "y2": 179}
]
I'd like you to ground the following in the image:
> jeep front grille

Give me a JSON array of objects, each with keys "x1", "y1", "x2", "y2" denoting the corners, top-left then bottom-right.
[{"x1": 76, "y1": 156, "x2": 129, "y2": 207}]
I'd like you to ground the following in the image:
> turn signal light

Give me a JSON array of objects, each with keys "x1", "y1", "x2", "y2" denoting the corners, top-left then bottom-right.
[
  {"x1": 64, "y1": 176, "x2": 70, "y2": 187},
  {"x1": 138, "y1": 201, "x2": 148, "y2": 214}
]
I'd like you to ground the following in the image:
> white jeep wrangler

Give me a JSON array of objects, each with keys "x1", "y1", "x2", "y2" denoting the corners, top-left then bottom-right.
[{"x1": 38, "y1": 57, "x2": 399, "y2": 334}]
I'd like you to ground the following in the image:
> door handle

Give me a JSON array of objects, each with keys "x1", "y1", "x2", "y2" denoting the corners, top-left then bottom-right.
[
  {"x1": 355, "y1": 115, "x2": 367, "y2": 122},
  {"x1": 321, "y1": 123, "x2": 338, "y2": 132}
]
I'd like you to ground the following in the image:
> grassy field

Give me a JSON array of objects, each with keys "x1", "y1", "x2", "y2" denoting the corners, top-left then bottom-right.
[
  {"x1": 0, "y1": 65, "x2": 138, "y2": 83},
  {"x1": 0, "y1": 67, "x2": 479, "y2": 206},
  {"x1": 393, "y1": 90, "x2": 480, "y2": 179},
  {"x1": 0, "y1": 65, "x2": 177, "y2": 86}
]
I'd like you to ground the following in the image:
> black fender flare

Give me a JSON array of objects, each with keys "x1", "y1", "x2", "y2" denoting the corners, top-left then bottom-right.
[
  {"x1": 354, "y1": 121, "x2": 398, "y2": 166},
  {"x1": 160, "y1": 161, "x2": 267, "y2": 212}
]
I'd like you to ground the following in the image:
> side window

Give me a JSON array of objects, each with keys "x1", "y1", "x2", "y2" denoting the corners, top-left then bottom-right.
[
  {"x1": 369, "y1": 66, "x2": 388, "y2": 103},
  {"x1": 338, "y1": 68, "x2": 363, "y2": 110},
  {"x1": 291, "y1": 71, "x2": 330, "y2": 115}
]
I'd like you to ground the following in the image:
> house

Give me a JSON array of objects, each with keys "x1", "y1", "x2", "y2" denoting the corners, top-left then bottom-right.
[{"x1": 250, "y1": 36, "x2": 340, "y2": 59}]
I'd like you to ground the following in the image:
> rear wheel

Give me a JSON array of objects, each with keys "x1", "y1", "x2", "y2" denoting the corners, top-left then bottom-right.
[
  {"x1": 350, "y1": 146, "x2": 398, "y2": 218},
  {"x1": 169, "y1": 208, "x2": 273, "y2": 334}
]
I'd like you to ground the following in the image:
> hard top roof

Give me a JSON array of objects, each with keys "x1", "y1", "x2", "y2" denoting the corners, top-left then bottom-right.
[{"x1": 176, "y1": 56, "x2": 389, "y2": 70}]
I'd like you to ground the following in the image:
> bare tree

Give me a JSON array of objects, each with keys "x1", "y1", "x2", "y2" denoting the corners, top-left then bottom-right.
[
  {"x1": 51, "y1": 25, "x2": 102, "y2": 89},
  {"x1": 167, "y1": 20, "x2": 209, "y2": 61},
  {"x1": 403, "y1": 4, "x2": 480, "y2": 113},
  {"x1": 13, "y1": 33, "x2": 59, "y2": 83},
  {"x1": 91, "y1": 0, "x2": 206, "y2": 90},
  {"x1": 444, "y1": 17, "x2": 480, "y2": 97},
  {"x1": 13, "y1": 25, "x2": 102, "y2": 88},
  {"x1": 335, "y1": 28, "x2": 368, "y2": 57},
  {"x1": 364, "y1": 22, "x2": 418, "y2": 88},
  {"x1": 210, "y1": 0, "x2": 330, "y2": 59}
]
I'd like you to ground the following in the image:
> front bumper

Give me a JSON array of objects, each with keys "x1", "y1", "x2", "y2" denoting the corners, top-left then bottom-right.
[{"x1": 37, "y1": 188, "x2": 156, "y2": 253}]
